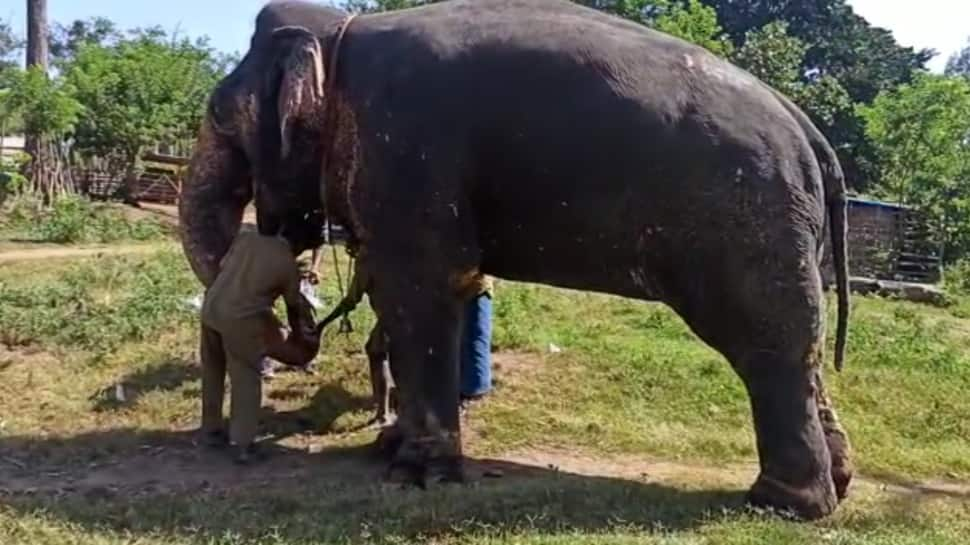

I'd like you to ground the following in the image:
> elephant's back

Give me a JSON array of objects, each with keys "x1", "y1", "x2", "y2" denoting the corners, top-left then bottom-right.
[
  {"x1": 345, "y1": 0, "x2": 819, "y2": 210},
  {"x1": 349, "y1": 0, "x2": 785, "y2": 135}
]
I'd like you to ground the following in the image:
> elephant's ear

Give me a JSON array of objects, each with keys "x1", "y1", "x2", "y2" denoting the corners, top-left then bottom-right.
[{"x1": 271, "y1": 26, "x2": 325, "y2": 160}]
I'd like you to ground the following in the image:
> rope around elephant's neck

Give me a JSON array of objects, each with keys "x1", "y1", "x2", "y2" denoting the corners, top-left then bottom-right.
[
  {"x1": 321, "y1": 14, "x2": 357, "y2": 335},
  {"x1": 327, "y1": 14, "x2": 356, "y2": 94}
]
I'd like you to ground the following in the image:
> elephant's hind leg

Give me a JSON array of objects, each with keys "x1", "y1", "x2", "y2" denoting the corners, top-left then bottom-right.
[
  {"x1": 674, "y1": 252, "x2": 846, "y2": 519},
  {"x1": 738, "y1": 347, "x2": 838, "y2": 519},
  {"x1": 815, "y1": 368, "x2": 853, "y2": 501}
]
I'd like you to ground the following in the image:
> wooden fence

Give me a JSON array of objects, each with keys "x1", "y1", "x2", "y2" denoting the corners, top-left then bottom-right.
[{"x1": 77, "y1": 152, "x2": 188, "y2": 205}]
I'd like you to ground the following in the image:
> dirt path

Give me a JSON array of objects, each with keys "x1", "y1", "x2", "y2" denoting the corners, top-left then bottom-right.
[
  {"x1": 2, "y1": 436, "x2": 968, "y2": 501},
  {"x1": 0, "y1": 243, "x2": 168, "y2": 264}
]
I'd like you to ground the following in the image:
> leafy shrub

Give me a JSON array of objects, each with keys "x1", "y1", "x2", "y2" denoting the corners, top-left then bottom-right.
[
  {"x1": 0, "y1": 152, "x2": 29, "y2": 205},
  {"x1": 1, "y1": 194, "x2": 169, "y2": 243},
  {"x1": 944, "y1": 258, "x2": 970, "y2": 296}
]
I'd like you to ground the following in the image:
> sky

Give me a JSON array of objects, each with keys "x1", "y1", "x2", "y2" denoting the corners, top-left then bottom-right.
[{"x1": 1, "y1": 0, "x2": 967, "y2": 72}]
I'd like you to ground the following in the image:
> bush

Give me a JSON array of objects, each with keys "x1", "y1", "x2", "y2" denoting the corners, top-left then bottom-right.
[
  {"x1": 0, "y1": 152, "x2": 29, "y2": 205},
  {"x1": 1, "y1": 193, "x2": 169, "y2": 243},
  {"x1": 944, "y1": 259, "x2": 970, "y2": 296}
]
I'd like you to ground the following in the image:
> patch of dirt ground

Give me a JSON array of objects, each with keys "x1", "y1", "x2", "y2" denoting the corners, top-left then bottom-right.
[
  {"x1": 0, "y1": 244, "x2": 165, "y2": 263},
  {"x1": 1, "y1": 351, "x2": 967, "y2": 504},
  {"x1": 3, "y1": 439, "x2": 969, "y2": 502}
]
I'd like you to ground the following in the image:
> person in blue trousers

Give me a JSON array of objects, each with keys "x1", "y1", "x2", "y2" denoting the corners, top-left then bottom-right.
[{"x1": 460, "y1": 275, "x2": 494, "y2": 403}]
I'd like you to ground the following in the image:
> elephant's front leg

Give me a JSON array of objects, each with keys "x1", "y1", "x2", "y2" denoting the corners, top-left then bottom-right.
[{"x1": 370, "y1": 270, "x2": 465, "y2": 486}]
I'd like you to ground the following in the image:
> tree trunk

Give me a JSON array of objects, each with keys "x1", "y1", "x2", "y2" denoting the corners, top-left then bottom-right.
[
  {"x1": 25, "y1": 0, "x2": 55, "y2": 202},
  {"x1": 26, "y1": 0, "x2": 49, "y2": 71}
]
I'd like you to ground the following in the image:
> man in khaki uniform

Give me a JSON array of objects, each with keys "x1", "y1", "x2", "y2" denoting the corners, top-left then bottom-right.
[{"x1": 200, "y1": 225, "x2": 321, "y2": 464}]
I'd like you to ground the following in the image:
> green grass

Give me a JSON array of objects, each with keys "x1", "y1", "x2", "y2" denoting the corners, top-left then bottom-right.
[
  {"x1": 1, "y1": 247, "x2": 969, "y2": 544},
  {"x1": 1, "y1": 474, "x2": 968, "y2": 545}
]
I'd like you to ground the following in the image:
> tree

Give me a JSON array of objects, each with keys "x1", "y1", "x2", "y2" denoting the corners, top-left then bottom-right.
[
  {"x1": 64, "y1": 31, "x2": 227, "y2": 202},
  {"x1": 650, "y1": 0, "x2": 732, "y2": 56},
  {"x1": 946, "y1": 38, "x2": 970, "y2": 79},
  {"x1": 1, "y1": 67, "x2": 82, "y2": 198},
  {"x1": 859, "y1": 74, "x2": 970, "y2": 260},
  {"x1": 50, "y1": 17, "x2": 121, "y2": 65},
  {"x1": 24, "y1": 0, "x2": 69, "y2": 201},
  {"x1": 0, "y1": 20, "x2": 25, "y2": 139},
  {"x1": 731, "y1": 21, "x2": 851, "y2": 127},
  {"x1": 699, "y1": 0, "x2": 933, "y2": 191},
  {"x1": 25, "y1": 0, "x2": 48, "y2": 71},
  {"x1": 0, "y1": 20, "x2": 23, "y2": 73},
  {"x1": 732, "y1": 21, "x2": 804, "y2": 96},
  {"x1": 571, "y1": 0, "x2": 732, "y2": 55}
]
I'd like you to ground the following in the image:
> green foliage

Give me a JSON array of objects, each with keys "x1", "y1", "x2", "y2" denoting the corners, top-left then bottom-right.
[
  {"x1": 859, "y1": 74, "x2": 970, "y2": 260},
  {"x1": 64, "y1": 31, "x2": 226, "y2": 171},
  {"x1": 731, "y1": 21, "x2": 851, "y2": 126},
  {"x1": 50, "y1": 17, "x2": 122, "y2": 64},
  {"x1": 0, "y1": 249, "x2": 196, "y2": 358},
  {"x1": 732, "y1": 21, "x2": 804, "y2": 95},
  {"x1": 944, "y1": 259, "x2": 970, "y2": 296},
  {"x1": 946, "y1": 37, "x2": 970, "y2": 79},
  {"x1": 700, "y1": 0, "x2": 933, "y2": 191},
  {"x1": 0, "y1": 67, "x2": 81, "y2": 136},
  {"x1": 1, "y1": 194, "x2": 169, "y2": 243},
  {"x1": 0, "y1": 19, "x2": 22, "y2": 73},
  {"x1": 0, "y1": 152, "x2": 29, "y2": 203},
  {"x1": 651, "y1": 0, "x2": 732, "y2": 56}
]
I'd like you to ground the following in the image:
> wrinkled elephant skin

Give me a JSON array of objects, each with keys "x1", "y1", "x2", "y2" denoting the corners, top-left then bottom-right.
[{"x1": 179, "y1": 0, "x2": 851, "y2": 520}]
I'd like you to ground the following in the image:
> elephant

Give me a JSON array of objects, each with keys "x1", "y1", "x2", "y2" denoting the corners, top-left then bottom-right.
[{"x1": 178, "y1": 0, "x2": 852, "y2": 520}]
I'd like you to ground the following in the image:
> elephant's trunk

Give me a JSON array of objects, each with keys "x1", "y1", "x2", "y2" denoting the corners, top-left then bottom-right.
[{"x1": 179, "y1": 118, "x2": 253, "y2": 287}]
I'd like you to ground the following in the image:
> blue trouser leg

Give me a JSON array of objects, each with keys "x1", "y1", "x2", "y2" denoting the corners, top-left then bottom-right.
[{"x1": 460, "y1": 292, "x2": 493, "y2": 398}]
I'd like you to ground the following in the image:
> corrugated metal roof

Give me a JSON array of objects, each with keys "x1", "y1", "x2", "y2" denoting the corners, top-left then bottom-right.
[{"x1": 847, "y1": 196, "x2": 910, "y2": 211}]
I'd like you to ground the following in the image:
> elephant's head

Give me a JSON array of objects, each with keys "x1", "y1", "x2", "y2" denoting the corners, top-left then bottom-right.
[{"x1": 179, "y1": 1, "x2": 347, "y2": 286}]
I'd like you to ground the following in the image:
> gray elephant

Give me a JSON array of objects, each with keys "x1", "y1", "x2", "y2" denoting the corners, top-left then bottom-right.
[{"x1": 179, "y1": 0, "x2": 851, "y2": 520}]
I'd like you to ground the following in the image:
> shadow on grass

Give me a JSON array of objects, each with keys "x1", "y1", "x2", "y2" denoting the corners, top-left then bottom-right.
[
  {"x1": 0, "y1": 426, "x2": 747, "y2": 543},
  {"x1": 90, "y1": 358, "x2": 200, "y2": 412},
  {"x1": 264, "y1": 381, "x2": 375, "y2": 437}
]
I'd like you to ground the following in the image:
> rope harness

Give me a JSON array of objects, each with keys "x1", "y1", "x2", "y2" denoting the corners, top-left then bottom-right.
[{"x1": 321, "y1": 14, "x2": 357, "y2": 336}]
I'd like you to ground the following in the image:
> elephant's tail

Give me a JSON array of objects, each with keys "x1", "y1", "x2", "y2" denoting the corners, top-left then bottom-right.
[
  {"x1": 771, "y1": 89, "x2": 850, "y2": 372},
  {"x1": 823, "y1": 152, "x2": 849, "y2": 373}
]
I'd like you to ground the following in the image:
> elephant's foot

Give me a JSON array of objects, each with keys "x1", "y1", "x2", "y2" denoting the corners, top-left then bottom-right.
[
  {"x1": 819, "y1": 407, "x2": 853, "y2": 501},
  {"x1": 376, "y1": 427, "x2": 464, "y2": 488},
  {"x1": 747, "y1": 471, "x2": 837, "y2": 520},
  {"x1": 373, "y1": 423, "x2": 404, "y2": 459}
]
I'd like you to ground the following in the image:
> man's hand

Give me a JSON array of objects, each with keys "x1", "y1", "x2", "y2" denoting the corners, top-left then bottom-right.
[
  {"x1": 286, "y1": 299, "x2": 316, "y2": 334},
  {"x1": 301, "y1": 269, "x2": 321, "y2": 285}
]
